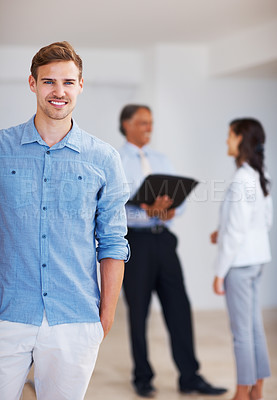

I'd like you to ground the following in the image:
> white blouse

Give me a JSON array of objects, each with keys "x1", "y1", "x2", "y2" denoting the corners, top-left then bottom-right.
[{"x1": 215, "y1": 162, "x2": 273, "y2": 278}]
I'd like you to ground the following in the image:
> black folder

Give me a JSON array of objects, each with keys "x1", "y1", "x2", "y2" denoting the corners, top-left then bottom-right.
[{"x1": 128, "y1": 174, "x2": 198, "y2": 209}]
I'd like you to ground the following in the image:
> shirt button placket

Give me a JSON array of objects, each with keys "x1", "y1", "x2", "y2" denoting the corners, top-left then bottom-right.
[{"x1": 41, "y1": 149, "x2": 51, "y2": 303}]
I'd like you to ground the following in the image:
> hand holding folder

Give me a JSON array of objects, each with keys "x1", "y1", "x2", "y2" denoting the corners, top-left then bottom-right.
[{"x1": 128, "y1": 174, "x2": 198, "y2": 209}]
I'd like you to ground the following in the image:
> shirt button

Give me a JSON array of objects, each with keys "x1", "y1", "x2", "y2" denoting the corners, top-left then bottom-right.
[
  {"x1": 42, "y1": 264, "x2": 47, "y2": 268},
  {"x1": 11, "y1": 170, "x2": 16, "y2": 174},
  {"x1": 43, "y1": 206, "x2": 47, "y2": 211},
  {"x1": 42, "y1": 234, "x2": 46, "y2": 239},
  {"x1": 44, "y1": 178, "x2": 47, "y2": 182},
  {"x1": 46, "y1": 151, "x2": 50, "y2": 155},
  {"x1": 43, "y1": 292, "x2": 47, "y2": 296},
  {"x1": 78, "y1": 176, "x2": 82, "y2": 180}
]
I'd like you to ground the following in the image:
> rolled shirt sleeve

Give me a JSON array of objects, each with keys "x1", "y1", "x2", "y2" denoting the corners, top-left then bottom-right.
[{"x1": 95, "y1": 149, "x2": 130, "y2": 262}]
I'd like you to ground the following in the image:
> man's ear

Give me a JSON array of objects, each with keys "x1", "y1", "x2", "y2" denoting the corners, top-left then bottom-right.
[
  {"x1": 79, "y1": 77, "x2": 84, "y2": 93},
  {"x1": 29, "y1": 75, "x2": 37, "y2": 93},
  {"x1": 122, "y1": 120, "x2": 130, "y2": 134}
]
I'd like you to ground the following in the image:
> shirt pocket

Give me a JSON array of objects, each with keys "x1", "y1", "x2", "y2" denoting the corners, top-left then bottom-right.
[
  {"x1": 56, "y1": 172, "x2": 100, "y2": 216},
  {"x1": 0, "y1": 167, "x2": 36, "y2": 209}
]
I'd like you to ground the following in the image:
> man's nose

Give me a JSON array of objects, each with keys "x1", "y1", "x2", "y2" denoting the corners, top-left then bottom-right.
[
  {"x1": 147, "y1": 123, "x2": 152, "y2": 132},
  {"x1": 53, "y1": 83, "x2": 65, "y2": 98}
]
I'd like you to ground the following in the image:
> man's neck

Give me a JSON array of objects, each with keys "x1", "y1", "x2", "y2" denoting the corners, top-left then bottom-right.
[
  {"x1": 126, "y1": 140, "x2": 148, "y2": 150},
  {"x1": 34, "y1": 112, "x2": 72, "y2": 147}
]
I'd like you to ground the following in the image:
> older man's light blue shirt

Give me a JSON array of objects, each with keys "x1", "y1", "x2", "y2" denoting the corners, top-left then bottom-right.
[
  {"x1": 0, "y1": 117, "x2": 129, "y2": 326},
  {"x1": 119, "y1": 141, "x2": 184, "y2": 228}
]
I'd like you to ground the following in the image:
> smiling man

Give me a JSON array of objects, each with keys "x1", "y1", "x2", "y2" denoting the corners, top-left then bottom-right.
[
  {"x1": 0, "y1": 42, "x2": 129, "y2": 400},
  {"x1": 118, "y1": 104, "x2": 227, "y2": 398}
]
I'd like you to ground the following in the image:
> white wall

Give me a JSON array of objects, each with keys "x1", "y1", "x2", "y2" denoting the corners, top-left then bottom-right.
[{"x1": 0, "y1": 44, "x2": 276, "y2": 310}]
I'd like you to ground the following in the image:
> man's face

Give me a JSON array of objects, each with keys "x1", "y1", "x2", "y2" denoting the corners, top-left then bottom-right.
[
  {"x1": 29, "y1": 61, "x2": 83, "y2": 121},
  {"x1": 123, "y1": 108, "x2": 153, "y2": 148}
]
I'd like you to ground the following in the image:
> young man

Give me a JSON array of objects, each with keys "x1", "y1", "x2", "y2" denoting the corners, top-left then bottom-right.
[
  {"x1": 118, "y1": 104, "x2": 227, "y2": 398},
  {"x1": 0, "y1": 42, "x2": 129, "y2": 400}
]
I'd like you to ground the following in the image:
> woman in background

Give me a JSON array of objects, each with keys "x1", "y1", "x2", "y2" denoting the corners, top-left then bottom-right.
[{"x1": 210, "y1": 118, "x2": 272, "y2": 400}]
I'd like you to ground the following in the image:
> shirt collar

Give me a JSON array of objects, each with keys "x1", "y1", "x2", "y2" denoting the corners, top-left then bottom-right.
[
  {"x1": 124, "y1": 141, "x2": 151, "y2": 156},
  {"x1": 21, "y1": 115, "x2": 81, "y2": 153}
]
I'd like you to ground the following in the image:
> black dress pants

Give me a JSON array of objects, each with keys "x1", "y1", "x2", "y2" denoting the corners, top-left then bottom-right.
[{"x1": 123, "y1": 228, "x2": 199, "y2": 388}]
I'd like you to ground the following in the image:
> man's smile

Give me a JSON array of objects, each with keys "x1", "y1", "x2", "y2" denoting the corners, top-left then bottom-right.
[{"x1": 49, "y1": 100, "x2": 68, "y2": 107}]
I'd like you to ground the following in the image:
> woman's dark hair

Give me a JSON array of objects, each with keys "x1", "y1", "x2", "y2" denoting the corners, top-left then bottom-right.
[
  {"x1": 119, "y1": 104, "x2": 151, "y2": 135},
  {"x1": 230, "y1": 118, "x2": 269, "y2": 196}
]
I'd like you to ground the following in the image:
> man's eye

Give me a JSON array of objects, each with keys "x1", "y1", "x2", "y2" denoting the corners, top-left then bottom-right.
[
  {"x1": 65, "y1": 82, "x2": 74, "y2": 85},
  {"x1": 44, "y1": 81, "x2": 54, "y2": 85}
]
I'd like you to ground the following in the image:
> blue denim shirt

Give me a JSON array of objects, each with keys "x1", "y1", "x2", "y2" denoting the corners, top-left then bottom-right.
[{"x1": 0, "y1": 116, "x2": 129, "y2": 326}]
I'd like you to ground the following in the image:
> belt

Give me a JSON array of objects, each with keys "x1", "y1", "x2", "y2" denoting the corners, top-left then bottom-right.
[{"x1": 128, "y1": 225, "x2": 167, "y2": 234}]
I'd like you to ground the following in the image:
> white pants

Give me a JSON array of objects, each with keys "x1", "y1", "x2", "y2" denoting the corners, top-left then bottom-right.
[{"x1": 0, "y1": 314, "x2": 104, "y2": 400}]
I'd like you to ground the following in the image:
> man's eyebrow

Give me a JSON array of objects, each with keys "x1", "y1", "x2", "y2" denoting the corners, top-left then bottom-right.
[{"x1": 40, "y1": 78, "x2": 77, "y2": 81}]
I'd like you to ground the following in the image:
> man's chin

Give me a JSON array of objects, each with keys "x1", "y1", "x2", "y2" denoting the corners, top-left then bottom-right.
[{"x1": 45, "y1": 109, "x2": 73, "y2": 121}]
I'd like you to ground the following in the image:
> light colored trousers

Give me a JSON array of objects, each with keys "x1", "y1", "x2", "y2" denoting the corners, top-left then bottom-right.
[
  {"x1": 224, "y1": 264, "x2": 271, "y2": 386},
  {"x1": 0, "y1": 314, "x2": 104, "y2": 400}
]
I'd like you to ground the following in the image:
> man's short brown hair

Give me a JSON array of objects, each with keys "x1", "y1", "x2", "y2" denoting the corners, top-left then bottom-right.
[{"x1": 30, "y1": 41, "x2": 83, "y2": 81}]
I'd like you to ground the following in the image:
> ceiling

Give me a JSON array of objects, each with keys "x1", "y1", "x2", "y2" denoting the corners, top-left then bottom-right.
[
  {"x1": 227, "y1": 59, "x2": 277, "y2": 79},
  {"x1": 0, "y1": 0, "x2": 277, "y2": 48}
]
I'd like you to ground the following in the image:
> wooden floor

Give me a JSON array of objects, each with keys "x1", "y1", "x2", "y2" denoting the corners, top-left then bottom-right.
[{"x1": 23, "y1": 299, "x2": 277, "y2": 400}]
